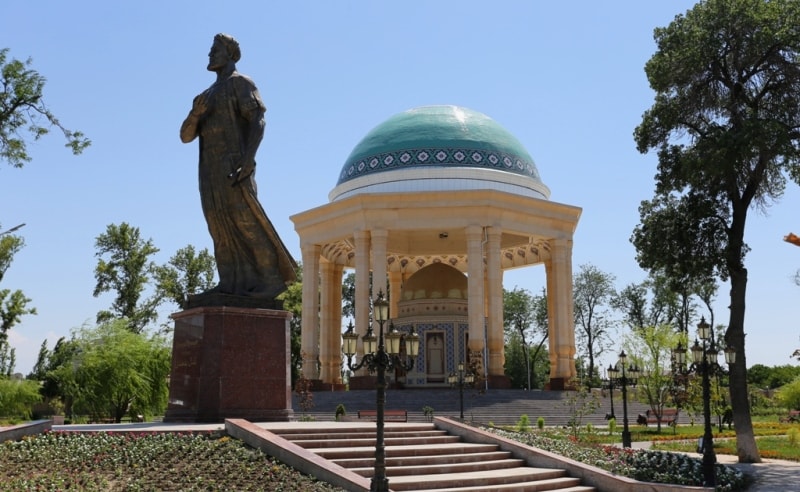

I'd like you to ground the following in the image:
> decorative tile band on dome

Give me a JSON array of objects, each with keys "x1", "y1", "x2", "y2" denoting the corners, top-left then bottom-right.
[{"x1": 337, "y1": 146, "x2": 541, "y2": 185}]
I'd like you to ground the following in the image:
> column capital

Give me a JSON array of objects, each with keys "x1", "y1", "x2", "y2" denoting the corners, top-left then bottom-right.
[{"x1": 465, "y1": 224, "x2": 484, "y2": 239}]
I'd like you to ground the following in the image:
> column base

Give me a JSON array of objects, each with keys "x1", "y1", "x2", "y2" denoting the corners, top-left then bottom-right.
[
  {"x1": 545, "y1": 377, "x2": 577, "y2": 391},
  {"x1": 348, "y1": 375, "x2": 378, "y2": 390},
  {"x1": 486, "y1": 374, "x2": 511, "y2": 389}
]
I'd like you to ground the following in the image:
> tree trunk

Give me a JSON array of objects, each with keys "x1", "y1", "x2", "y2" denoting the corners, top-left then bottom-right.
[{"x1": 727, "y1": 267, "x2": 761, "y2": 463}]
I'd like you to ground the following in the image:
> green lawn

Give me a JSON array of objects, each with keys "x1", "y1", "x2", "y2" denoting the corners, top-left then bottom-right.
[{"x1": 578, "y1": 420, "x2": 800, "y2": 462}]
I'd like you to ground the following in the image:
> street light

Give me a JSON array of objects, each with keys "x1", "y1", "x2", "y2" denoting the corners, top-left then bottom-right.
[
  {"x1": 608, "y1": 350, "x2": 640, "y2": 448},
  {"x1": 672, "y1": 317, "x2": 736, "y2": 488},
  {"x1": 605, "y1": 363, "x2": 617, "y2": 420},
  {"x1": 342, "y1": 291, "x2": 419, "y2": 492},
  {"x1": 447, "y1": 362, "x2": 475, "y2": 419}
]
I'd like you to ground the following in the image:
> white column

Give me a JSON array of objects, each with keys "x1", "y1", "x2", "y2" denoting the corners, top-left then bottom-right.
[
  {"x1": 319, "y1": 260, "x2": 337, "y2": 384},
  {"x1": 330, "y1": 264, "x2": 344, "y2": 384},
  {"x1": 389, "y1": 270, "x2": 402, "y2": 320},
  {"x1": 486, "y1": 227, "x2": 504, "y2": 381},
  {"x1": 300, "y1": 243, "x2": 321, "y2": 379},
  {"x1": 465, "y1": 225, "x2": 486, "y2": 356},
  {"x1": 354, "y1": 230, "x2": 371, "y2": 374},
  {"x1": 547, "y1": 238, "x2": 576, "y2": 387}
]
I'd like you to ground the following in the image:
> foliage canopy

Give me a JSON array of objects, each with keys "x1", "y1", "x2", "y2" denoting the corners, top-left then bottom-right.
[
  {"x1": 0, "y1": 48, "x2": 90, "y2": 168},
  {"x1": 632, "y1": 0, "x2": 800, "y2": 462}
]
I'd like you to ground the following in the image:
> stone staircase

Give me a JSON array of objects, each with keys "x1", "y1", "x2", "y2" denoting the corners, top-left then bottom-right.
[{"x1": 268, "y1": 421, "x2": 595, "y2": 491}]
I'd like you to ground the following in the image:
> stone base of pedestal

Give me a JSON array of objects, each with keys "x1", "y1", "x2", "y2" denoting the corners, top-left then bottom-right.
[{"x1": 164, "y1": 306, "x2": 293, "y2": 423}]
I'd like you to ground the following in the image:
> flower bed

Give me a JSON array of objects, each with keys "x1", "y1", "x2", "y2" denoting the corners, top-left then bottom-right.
[
  {"x1": 489, "y1": 428, "x2": 745, "y2": 491},
  {"x1": 0, "y1": 431, "x2": 344, "y2": 491}
]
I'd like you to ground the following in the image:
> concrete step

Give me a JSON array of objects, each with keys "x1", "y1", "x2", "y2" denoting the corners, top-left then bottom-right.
[
  {"x1": 311, "y1": 442, "x2": 501, "y2": 460},
  {"x1": 331, "y1": 450, "x2": 513, "y2": 468},
  {"x1": 271, "y1": 422, "x2": 595, "y2": 492},
  {"x1": 352, "y1": 458, "x2": 527, "y2": 477},
  {"x1": 292, "y1": 434, "x2": 461, "y2": 449},
  {"x1": 385, "y1": 467, "x2": 569, "y2": 491},
  {"x1": 401, "y1": 482, "x2": 594, "y2": 492}
]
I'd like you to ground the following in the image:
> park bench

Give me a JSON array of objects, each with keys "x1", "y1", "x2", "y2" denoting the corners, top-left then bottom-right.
[
  {"x1": 637, "y1": 408, "x2": 679, "y2": 426},
  {"x1": 357, "y1": 409, "x2": 408, "y2": 422},
  {"x1": 780, "y1": 410, "x2": 800, "y2": 423}
]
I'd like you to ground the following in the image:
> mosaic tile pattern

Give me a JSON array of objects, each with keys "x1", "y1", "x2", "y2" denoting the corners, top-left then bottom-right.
[{"x1": 337, "y1": 147, "x2": 541, "y2": 185}]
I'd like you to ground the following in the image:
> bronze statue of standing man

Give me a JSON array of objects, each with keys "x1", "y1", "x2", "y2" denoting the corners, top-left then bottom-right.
[{"x1": 181, "y1": 33, "x2": 296, "y2": 308}]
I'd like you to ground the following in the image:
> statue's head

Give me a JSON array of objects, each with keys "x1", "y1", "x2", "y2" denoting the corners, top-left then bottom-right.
[
  {"x1": 208, "y1": 33, "x2": 240, "y2": 72},
  {"x1": 213, "y1": 33, "x2": 241, "y2": 62}
]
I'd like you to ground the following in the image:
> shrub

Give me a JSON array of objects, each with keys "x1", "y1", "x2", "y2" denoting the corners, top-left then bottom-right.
[
  {"x1": 788, "y1": 427, "x2": 799, "y2": 447},
  {"x1": 776, "y1": 376, "x2": 800, "y2": 411},
  {"x1": 334, "y1": 404, "x2": 346, "y2": 421},
  {"x1": 516, "y1": 414, "x2": 530, "y2": 432},
  {"x1": 0, "y1": 378, "x2": 41, "y2": 419},
  {"x1": 537, "y1": 416, "x2": 545, "y2": 430},
  {"x1": 608, "y1": 417, "x2": 617, "y2": 435}
]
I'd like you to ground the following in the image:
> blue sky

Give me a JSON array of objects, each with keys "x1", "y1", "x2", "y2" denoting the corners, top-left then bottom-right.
[{"x1": 2, "y1": 1, "x2": 798, "y2": 375}]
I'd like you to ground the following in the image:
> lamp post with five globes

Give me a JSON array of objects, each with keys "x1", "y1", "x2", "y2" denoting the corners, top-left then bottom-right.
[
  {"x1": 608, "y1": 351, "x2": 640, "y2": 448},
  {"x1": 672, "y1": 317, "x2": 736, "y2": 488},
  {"x1": 342, "y1": 291, "x2": 419, "y2": 492}
]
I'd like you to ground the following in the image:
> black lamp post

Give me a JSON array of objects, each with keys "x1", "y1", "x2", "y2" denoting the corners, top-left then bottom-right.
[
  {"x1": 605, "y1": 363, "x2": 617, "y2": 420},
  {"x1": 609, "y1": 350, "x2": 640, "y2": 448},
  {"x1": 447, "y1": 362, "x2": 475, "y2": 419},
  {"x1": 672, "y1": 317, "x2": 736, "y2": 488},
  {"x1": 342, "y1": 291, "x2": 419, "y2": 492}
]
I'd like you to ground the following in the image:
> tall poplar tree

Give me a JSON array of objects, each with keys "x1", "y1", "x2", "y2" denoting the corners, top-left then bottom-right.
[
  {"x1": 93, "y1": 223, "x2": 159, "y2": 334},
  {"x1": 632, "y1": 0, "x2": 800, "y2": 462}
]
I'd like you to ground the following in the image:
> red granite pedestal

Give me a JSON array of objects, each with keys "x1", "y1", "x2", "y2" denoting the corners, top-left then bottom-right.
[{"x1": 164, "y1": 306, "x2": 293, "y2": 423}]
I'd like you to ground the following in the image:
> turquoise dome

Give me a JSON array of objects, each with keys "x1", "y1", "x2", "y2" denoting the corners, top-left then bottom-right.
[{"x1": 331, "y1": 106, "x2": 548, "y2": 201}]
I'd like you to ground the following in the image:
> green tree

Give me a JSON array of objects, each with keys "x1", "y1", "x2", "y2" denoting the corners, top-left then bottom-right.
[
  {"x1": 0, "y1": 339, "x2": 15, "y2": 377},
  {"x1": 632, "y1": 0, "x2": 800, "y2": 462},
  {"x1": 503, "y1": 331, "x2": 549, "y2": 390},
  {"x1": 93, "y1": 223, "x2": 159, "y2": 334},
  {"x1": 342, "y1": 271, "x2": 355, "y2": 319},
  {"x1": 573, "y1": 264, "x2": 616, "y2": 385},
  {"x1": 277, "y1": 263, "x2": 303, "y2": 386},
  {"x1": 0, "y1": 377, "x2": 41, "y2": 419},
  {"x1": 40, "y1": 336, "x2": 80, "y2": 417},
  {"x1": 775, "y1": 376, "x2": 800, "y2": 411},
  {"x1": 27, "y1": 339, "x2": 49, "y2": 380},
  {"x1": 747, "y1": 364, "x2": 800, "y2": 390},
  {"x1": 612, "y1": 275, "x2": 679, "y2": 333},
  {"x1": 151, "y1": 245, "x2": 216, "y2": 310},
  {"x1": 623, "y1": 324, "x2": 682, "y2": 432},
  {"x1": 0, "y1": 48, "x2": 90, "y2": 168},
  {"x1": 70, "y1": 320, "x2": 170, "y2": 422},
  {"x1": 503, "y1": 287, "x2": 549, "y2": 389},
  {"x1": 0, "y1": 227, "x2": 36, "y2": 366}
]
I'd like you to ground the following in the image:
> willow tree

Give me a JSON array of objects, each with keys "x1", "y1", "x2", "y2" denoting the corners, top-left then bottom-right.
[{"x1": 633, "y1": 0, "x2": 800, "y2": 463}]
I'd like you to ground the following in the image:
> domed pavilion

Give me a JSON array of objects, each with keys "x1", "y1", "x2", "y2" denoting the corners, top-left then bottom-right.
[{"x1": 290, "y1": 105, "x2": 581, "y2": 390}]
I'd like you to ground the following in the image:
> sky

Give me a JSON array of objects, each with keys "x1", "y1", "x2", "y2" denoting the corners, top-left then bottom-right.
[{"x1": 2, "y1": 1, "x2": 799, "y2": 376}]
